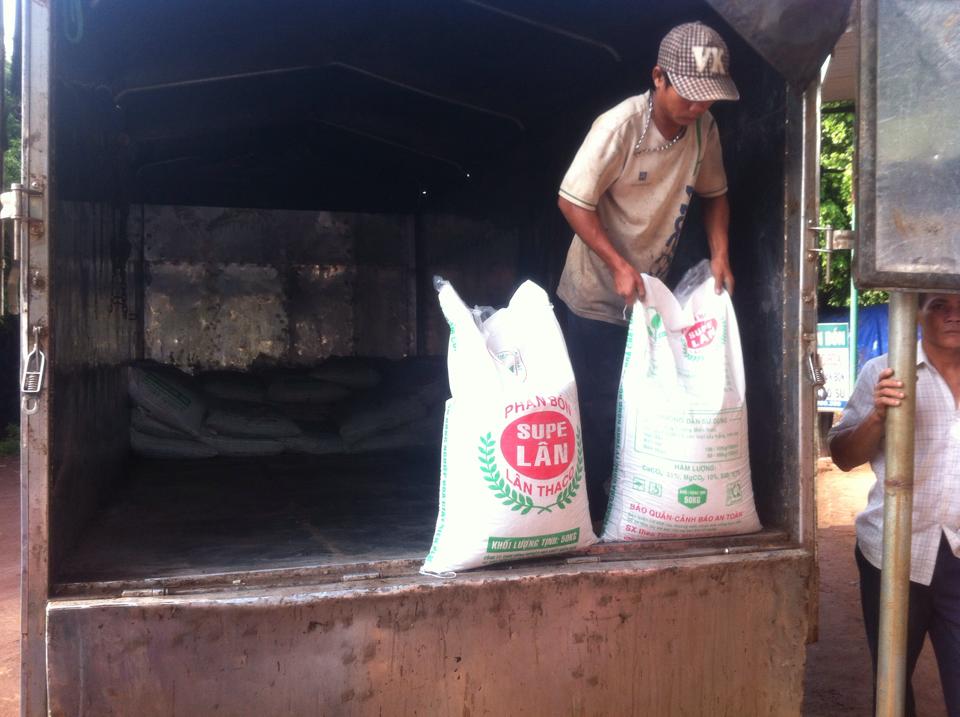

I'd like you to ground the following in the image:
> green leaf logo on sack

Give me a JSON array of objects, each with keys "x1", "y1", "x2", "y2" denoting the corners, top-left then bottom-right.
[
  {"x1": 684, "y1": 318, "x2": 718, "y2": 350},
  {"x1": 646, "y1": 309, "x2": 666, "y2": 340},
  {"x1": 480, "y1": 427, "x2": 584, "y2": 514}
]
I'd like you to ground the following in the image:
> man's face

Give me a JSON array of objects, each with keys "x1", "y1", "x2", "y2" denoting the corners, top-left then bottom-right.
[
  {"x1": 920, "y1": 293, "x2": 960, "y2": 351},
  {"x1": 653, "y1": 69, "x2": 715, "y2": 126}
]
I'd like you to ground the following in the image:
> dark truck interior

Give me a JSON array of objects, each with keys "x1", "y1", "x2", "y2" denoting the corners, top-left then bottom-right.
[{"x1": 47, "y1": 0, "x2": 811, "y2": 590}]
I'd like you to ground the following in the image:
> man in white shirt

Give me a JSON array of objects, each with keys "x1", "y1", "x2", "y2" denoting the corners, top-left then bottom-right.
[
  {"x1": 829, "y1": 293, "x2": 960, "y2": 717},
  {"x1": 557, "y1": 21, "x2": 739, "y2": 519}
]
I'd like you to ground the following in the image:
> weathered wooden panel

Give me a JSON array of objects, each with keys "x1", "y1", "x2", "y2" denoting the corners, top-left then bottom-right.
[{"x1": 47, "y1": 550, "x2": 811, "y2": 716}]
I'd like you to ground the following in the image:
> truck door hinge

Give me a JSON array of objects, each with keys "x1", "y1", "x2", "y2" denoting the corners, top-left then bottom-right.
[
  {"x1": 0, "y1": 182, "x2": 45, "y2": 316},
  {"x1": 806, "y1": 223, "x2": 856, "y2": 284}
]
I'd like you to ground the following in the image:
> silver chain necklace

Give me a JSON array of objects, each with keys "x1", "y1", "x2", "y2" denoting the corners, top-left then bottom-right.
[{"x1": 634, "y1": 96, "x2": 686, "y2": 154}]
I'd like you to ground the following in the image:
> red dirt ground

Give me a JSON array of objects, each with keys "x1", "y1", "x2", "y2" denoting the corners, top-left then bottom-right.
[
  {"x1": 0, "y1": 455, "x2": 18, "y2": 717},
  {"x1": 0, "y1": 457, "x2": 947, "y2": 716},
  {"x1": 802, "y1": 460, "x2": 946, "y2": 716}
]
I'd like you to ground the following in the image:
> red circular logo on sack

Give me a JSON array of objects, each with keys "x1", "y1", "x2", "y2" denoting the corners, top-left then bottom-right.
[
  {"x1": 500, "y1": 410, "x2": 575, "y2": 480},
  {"x1": 684, "y1": 318, "x2": 718, "y2": 350}
]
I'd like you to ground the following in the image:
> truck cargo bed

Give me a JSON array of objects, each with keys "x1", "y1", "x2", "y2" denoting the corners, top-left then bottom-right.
[{"x1": 58, "y1": 450, "x2": 440, "y2": 584}]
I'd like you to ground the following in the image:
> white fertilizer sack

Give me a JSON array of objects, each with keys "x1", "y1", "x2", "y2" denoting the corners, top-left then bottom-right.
[
  {"x1": 281, "y1": 433, "x2": 345, "y2": 455},
  {"x1": 130, "y1": 428, "x2": 218, "y2": 459},
  {"x1": 602, "y1": 262, "x2": 761, "y2": 541},
  {"x1": 200, "y1": 371, "x2": 268, "y2": 404},
  {"x1": 348, "y1": 412, "x2": 441, "y2": 453},
  {"x1": 266, "y1": 376, "x2": 351, "y2": 404},
  {"x1": 128, "y1": 364, "x2": 206, "y2": 437},
  {"x1": 339, "y1": 395, "x2": 427, "y2": 445},
  {"x1": 422, "y1": 279, "x2": 596, "y2": 575},
  {"x1": 205, "y1": 406, "x2": 302, "y2": 439},
  {"x1": 200, "y1": 433, "x2": 285, "y2": 457},
  {"x1": 131, "y1": 407, "x2": 193, "y2": 440}
]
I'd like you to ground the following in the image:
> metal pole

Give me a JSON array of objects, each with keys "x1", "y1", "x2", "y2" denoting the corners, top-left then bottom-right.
[
  {"x1": 875, "y1": 290, "x2": 918, "y2": 717},
  {"x1": 849, "y1": 252, "x2": 859, "y2": 383},
  {"x1": 850, "y1": 201, "x2": 859, "y2": 386}
]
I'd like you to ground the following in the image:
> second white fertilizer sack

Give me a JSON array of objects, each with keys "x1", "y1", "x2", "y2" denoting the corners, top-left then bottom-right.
[
  {"x1": 602, "y1": 262, "x2": 761, "y2": 541},
  {"x1": 422, "y1": 279, "x2": 596, "y2": 575}
]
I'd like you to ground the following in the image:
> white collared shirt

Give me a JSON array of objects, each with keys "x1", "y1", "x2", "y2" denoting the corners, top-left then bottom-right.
[{"x1": 829, "y1": 341, "x2": 960, "y2": 585}]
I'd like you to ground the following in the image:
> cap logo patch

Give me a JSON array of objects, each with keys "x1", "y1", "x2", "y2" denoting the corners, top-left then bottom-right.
[{"x1": 692, "y1": 46, "x2": 726, "y2": 74}]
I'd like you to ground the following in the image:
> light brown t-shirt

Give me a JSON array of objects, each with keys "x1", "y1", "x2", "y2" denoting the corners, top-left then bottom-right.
[{"x1": 557, "y1": 91, "x2": 727, "y2": 325}]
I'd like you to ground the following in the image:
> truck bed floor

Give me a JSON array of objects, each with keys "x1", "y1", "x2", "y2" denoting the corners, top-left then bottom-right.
[{"x1": 57, "y1": 449, "x2": 441, "y2": 583}]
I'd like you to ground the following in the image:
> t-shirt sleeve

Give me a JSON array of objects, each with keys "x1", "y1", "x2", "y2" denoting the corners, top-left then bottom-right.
[
  {"x1": 559, "y1": 116, "x2": 630, "y2": 211},
  {"x1": 693, "y1": 115, "x2": 728, "y2": 198}
]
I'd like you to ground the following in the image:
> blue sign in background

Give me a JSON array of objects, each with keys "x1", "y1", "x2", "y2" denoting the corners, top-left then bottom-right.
[{"x1": 817, "y1": 322, "x2": 851, "y2": 411}]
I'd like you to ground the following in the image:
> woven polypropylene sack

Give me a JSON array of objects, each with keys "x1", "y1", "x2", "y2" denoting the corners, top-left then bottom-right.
[
  {"x1": 205, "y1": 406, "x2": 302, "y2": 439},
  {"x1": 131, "y1": 407, "x2": 192, "y2": 440},
  {"x1": 199, "y1": 433, "x2": 285, "y2": 457},
  {"x1": 130, "y1": 428, "x2": 218, "y2": 459},
  {"x1": 602, "y1": 264, "x2": 761, "y2": 541},
  {"x1": 422, "y1": 280, "x2": 596, "y2": 575},
  {"x1": 128, "y1": 364, "x2": 206, "y2": 437}
]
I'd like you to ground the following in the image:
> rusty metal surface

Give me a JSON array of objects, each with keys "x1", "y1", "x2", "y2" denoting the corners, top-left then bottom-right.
[
  {"x1": 145, "y1": 261, "x2": 290, "y2": 366},
  {"x1": 137, "y1": 205, "x2": 520, "y2": 367},
  {"x1": 47, "y1": 202, "x2": 140, "y2": 577},
  {"x1": 52, "y1": 202, "x2": 139, "y2": 365},
  {"x1": 799, "y1": 82, "x2": 824, "y2": 643},
  {"x1": 46, "y1": 549, "x2": 812, "y2": 716},
  {"x1": 706, "y1": 0, "x2": 853, "y2": 90},
  {"x1": 138, "y1": 205, "x2": 426, "y2": 367},
  {"x1": 20, "y1": 0, "x2": 52, "y2": 714},
  {"x1": 52, "y1": 529, "x2": 792, "y2": 599}
]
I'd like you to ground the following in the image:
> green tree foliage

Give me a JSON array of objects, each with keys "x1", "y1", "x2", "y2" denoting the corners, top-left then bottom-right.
[
  {"x1": 3, "y1": 61, "x2": 20, "y2": 188},
  {"x1": 818, "y1": 103, "x2": 886, "y2": 307}
]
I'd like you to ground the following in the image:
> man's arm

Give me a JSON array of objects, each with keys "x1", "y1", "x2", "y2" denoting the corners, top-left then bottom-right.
[
  {"x1": 558, "y1": 196, "x2": 645, "y2": 303},
  {"x1": 701, "y1": 193, "x2": 733, "y2": 295},
  {"x1": 829, "y1": 367, "x2": 905, "y2": 471}
]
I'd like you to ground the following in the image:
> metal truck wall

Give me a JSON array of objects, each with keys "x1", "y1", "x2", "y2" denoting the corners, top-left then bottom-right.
[
  {"x1": 48, "y1": 202, "x2": 139, "y2": 573},
  {"x1": 46, "y1": 550, "x2": 812, "y2": 716},
  {"x1": 856, "y1": 0, "x2": 960, "y2": 291},
  {"x1": 133, "y1": 206, "x2": 520, "y2": 369}
]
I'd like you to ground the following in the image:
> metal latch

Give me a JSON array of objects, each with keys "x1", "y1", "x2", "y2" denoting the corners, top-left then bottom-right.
[
  {"x1": 806, "y1": 225, "x2": 856, "y2": 284},
  {"x1": 21, "y1": 326, "x2": 45, "y2": 415},
  {"x1": 806, "y1": 348, "x2": 828, "y2": 402}
]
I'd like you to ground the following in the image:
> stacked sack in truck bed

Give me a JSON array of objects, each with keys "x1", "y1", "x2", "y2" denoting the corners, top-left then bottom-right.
[{"x1": 127, "y1": 357, "x2": 448, "y2": 459}]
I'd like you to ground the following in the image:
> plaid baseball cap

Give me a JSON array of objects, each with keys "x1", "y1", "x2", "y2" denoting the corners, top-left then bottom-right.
[{"x1": 657, "y1": 22, "x2": 740, "y2": 102}]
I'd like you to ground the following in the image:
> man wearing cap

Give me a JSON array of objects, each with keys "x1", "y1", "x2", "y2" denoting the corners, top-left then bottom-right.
[{"x1": 556, "y1": 21, "x2": 739, "y2": 519}]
